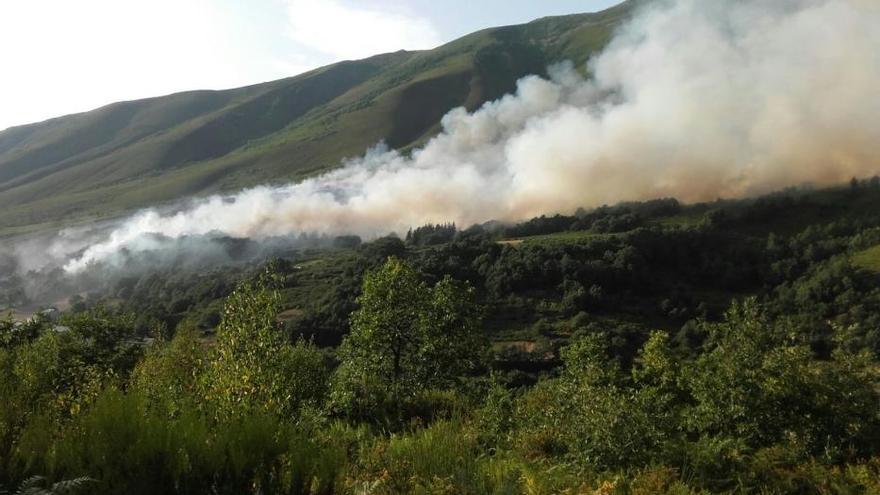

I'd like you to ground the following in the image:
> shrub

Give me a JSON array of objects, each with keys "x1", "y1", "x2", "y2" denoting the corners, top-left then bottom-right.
[
  {"x1": 15, "y1": 388, "x2": 346, "y2": 495},
  {"x1": 514, "y1": 334, "x2": 669, "y2": 469}
]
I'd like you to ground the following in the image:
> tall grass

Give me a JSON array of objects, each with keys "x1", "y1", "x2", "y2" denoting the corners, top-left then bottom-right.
[{"x1": 13, "y1": 389, "x2": 347, "y2": 495}]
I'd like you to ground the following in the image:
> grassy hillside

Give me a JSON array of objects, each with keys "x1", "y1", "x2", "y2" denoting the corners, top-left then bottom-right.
[
  {"x1": 0, "y1": 1, "x2": 637, "y2": 237},
  {"x1": 853, "y1": 244, "x2": 880, "y2": 273}
]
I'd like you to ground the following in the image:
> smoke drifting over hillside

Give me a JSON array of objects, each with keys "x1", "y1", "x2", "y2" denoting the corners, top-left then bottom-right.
[{"x1": 57, "y1": 0, "x2": 880, "y2": 272}]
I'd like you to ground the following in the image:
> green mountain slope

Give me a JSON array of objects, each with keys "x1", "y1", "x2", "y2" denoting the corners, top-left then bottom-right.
[{"x1": 0, "y1": 1, "x2": 636, "y2": 236}]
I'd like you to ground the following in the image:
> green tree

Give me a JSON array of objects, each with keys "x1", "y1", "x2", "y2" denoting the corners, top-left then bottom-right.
[
  {"x1": 202, "y1": 269, "x2": 327, "y2": 420},
  {"x1": 514, "y1": 334, "x2": 666, "y2": 469},
  {"x1": 129, "y1": 326, "x2": 205, "y2": 417},
  {"x1": 331, "y1": 258, "x2": 484, "y2": 417},
  {"x1": 417, "y1": 276, "x2": 485, "y2": 387},
  {"x1": 12, "y1": 330, "x2": 115, "y2": 419},
  {"x1": 684, "y1": 298, "x2": 880, "y2": 458},
  {"x1": 0, "y1": 348, "x2": 18, "y2": 483},
  {"x1": 59, "y1": 307, "x2": 140, "y2": 376}
]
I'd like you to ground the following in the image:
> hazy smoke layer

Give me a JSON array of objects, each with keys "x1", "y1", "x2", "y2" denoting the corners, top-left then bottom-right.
[{"x1": 64, "y1": 0, "x2": 880, "y2": 272}]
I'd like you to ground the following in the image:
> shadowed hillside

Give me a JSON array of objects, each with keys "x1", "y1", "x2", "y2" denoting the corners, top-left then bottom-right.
[{"x1": 0, "y1": 1, "x2": 638, "y2": 236}]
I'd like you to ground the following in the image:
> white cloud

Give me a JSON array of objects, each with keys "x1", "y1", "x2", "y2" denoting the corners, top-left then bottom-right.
[{"x1": 286, "y1": 0, "x2": 441, "y2": 60}]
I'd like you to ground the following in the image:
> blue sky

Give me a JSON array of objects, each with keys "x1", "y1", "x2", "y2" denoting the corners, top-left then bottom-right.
[
  {"x1": 0, "y1": 0, "x2": 621, "y2": 131},
  {"x1": 389, "y1": 0, "x2": 622, "y2": 39}
]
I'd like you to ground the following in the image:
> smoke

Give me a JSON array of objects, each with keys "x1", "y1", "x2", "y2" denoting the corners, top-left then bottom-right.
[{"x1": 54, "y1": 0, "x2": 880, "y2": 272}]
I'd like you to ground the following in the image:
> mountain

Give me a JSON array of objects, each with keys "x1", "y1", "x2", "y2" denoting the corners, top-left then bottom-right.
[{"x1": 0, "y1": 1, "x2": 637, "y2": 237}]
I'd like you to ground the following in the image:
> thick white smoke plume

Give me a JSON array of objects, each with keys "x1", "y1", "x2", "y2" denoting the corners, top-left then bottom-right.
[{"x1": 64, "y1": 0, "x2": 880, "y2": 272}]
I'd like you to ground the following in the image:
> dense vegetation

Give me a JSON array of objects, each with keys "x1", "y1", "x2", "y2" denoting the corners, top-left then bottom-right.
[{"x1": 2, "y1": 179, "x2": 880, "y2": 493}]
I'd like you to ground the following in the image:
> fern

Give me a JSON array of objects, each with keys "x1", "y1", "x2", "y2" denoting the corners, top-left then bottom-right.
[
  {"x1": 47, "y1": 478, "x2": 95, "y2": 495},
  {"x1": 14, "y1": 476, "x2": 45, "y2": 495},
  {"x1": 14, "y1": 476, "x2": 95, "y2": 495}
]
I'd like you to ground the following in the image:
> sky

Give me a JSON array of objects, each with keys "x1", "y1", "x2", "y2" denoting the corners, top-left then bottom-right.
[{"x1": 0, "y1": 0, "x2": 620, "y2": 132}]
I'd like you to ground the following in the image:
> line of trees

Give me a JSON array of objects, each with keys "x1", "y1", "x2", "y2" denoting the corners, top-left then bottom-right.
[
  {"x1": 1, "y1": 253, "x2": 879, "y2": 493},
  {"x1": 3, "y1": 184, "x2": 880, "y2": 493}
]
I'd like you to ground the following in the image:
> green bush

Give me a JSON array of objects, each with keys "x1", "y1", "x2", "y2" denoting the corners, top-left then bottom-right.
[
  {"x1": 355, "y1": 420, "x2": 524, "y2": 495},
  {"x1": 684, "y1": 299, "x2": 880, "y2": 458},
  {"x1": 514, "y1": 334, "x2": 670, "y2": 469}
]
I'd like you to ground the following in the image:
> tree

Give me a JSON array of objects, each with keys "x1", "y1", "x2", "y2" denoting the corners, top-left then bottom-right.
[
  {"x1": 330, "y1": 258, "x2": 484, "y2": 417},
  {"x1": 684, "y1": 298, "x2": 880, "y2": 457},
  {"x1": 418, "y1": 276, "x2": 484, "y2": 385},
  {"x1": 58, "y1": 307, "x2": 140, "y2": 379},
  {"x1": 129, "y1": 325, "x2": 204, "y2": 417},
  {"x1": 514, "y1": 334, "x2": 667, "y2": 468},
  {"x1": 201, "y1": 269, "x2": 327, "y2": 420}
]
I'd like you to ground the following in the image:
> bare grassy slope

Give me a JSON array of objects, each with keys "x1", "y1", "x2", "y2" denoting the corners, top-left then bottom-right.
[{"x1": 0, "y1": 2, "x2": 636, "y2": 235}]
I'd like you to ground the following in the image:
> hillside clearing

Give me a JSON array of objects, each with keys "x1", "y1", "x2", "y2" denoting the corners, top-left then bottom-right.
[{"x1": 853, "y1": 245, "x2": 880, "y2": 273}]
